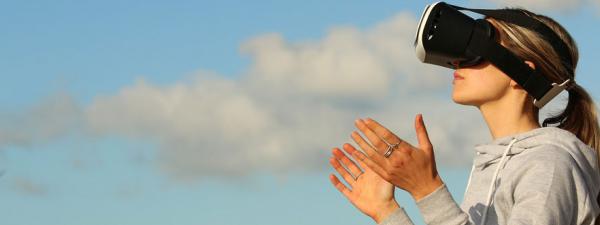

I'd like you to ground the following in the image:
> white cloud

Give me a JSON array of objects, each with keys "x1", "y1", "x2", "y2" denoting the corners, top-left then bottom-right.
[
  {"x1": 239, "y1": 12, "x2": 448, "y2": 101},
  {"x1": 85, "y1": 74, "x2": 488, "y2": 182},
  {"x1": 3, "y1": 11, "x2": 494, "y2": 182},
  {"x1": 82, "y1": 11, "x2": 486, "y2": 182},
  {"x1": 483, "y1": 0, "x2": 583, "y2": 12},
  {"x1": 483, "y1": 0, "x2": 600, "y2": 14}
]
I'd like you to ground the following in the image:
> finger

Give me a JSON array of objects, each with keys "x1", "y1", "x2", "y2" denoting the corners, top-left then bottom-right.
[
  {"x1": 350, "y1": 130, "x2": 377, "y2": 153},
  {"x1": 355, "y1": 119, "x2": 391, "y2": 153},
  {"x1": 329, "y1": 174, "x2": 353, "y2": 200},
  {"x1": 350, "y1": 131, "x2": 378, "y2": 155},
  {"x1": 363, "y1": 118, "x2": 411, "y2": 150},
  {"x1": 350, "y1": 148, "x2": 390, "y2": 181},
  {"x1": 342, "y1": 144, "x2": 371, "y2": 172},
  {"x1": 414, "y1": 114, "x2": 434, "y2": 154},
  {"x1": 329, "y1": 156, "x2": 356, "y2": 186},
  {"x1": 350, "y1": 131, "x2": 389, "y2": 167},
  {"x1": 332, "y1": 147, "x2": 363, "y2": 177}
]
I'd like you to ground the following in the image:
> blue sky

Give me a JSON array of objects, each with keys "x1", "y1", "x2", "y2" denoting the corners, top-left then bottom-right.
[{"x1": 1, "y1": 1, "x2": 599, "y2": 225}]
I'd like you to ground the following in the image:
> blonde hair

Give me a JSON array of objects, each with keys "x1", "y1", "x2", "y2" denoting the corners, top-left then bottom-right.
[{"x1": 486, "y1": 9, "x2": 600, "y2": 223}]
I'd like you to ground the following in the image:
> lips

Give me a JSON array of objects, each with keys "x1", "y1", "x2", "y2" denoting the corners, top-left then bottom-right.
[{"x1": 453, "y1": 72, "x2": 464, "y2": 79}]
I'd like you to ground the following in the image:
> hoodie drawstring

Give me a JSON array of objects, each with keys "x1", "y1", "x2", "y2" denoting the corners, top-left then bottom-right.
[
  {"x1": 464, "y1": 160, "x2": 477, "y2": 198},
  {"x1": 480, "y1": 137, "x2": 518, "y2": 225}
]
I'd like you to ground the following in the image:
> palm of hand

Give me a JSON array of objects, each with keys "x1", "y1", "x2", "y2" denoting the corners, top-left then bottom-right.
[
  {"x1": 350, "y1": 167, "x2": 396, "y2": 216},
  {"x1": 329, "y1": 144, "x2": 398, "y2": 220}
]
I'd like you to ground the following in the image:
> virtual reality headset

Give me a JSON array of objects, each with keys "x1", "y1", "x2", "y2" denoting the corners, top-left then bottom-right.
[{"x1": 414, "y1": 2, "x2": 574, "y2": 108}]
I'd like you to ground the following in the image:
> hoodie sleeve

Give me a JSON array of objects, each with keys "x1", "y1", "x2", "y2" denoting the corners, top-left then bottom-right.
[
  {"x1": 378, "y1": 183, "x2": 472, "y2": 225},
  {"x1": 377, "y1": 207, "x2": 416, "y2": 225},
  {"x1": 415, "y1": 183, "x2": 473, "y2": 225}
]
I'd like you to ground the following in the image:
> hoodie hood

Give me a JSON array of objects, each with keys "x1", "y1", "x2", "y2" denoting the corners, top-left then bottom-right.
[
  {"x1": 473, "y1": 126, "x2": 599, "y2": 175},
  {"x1": 469, "y1": 126, "x2": 600, "y2": 225}
]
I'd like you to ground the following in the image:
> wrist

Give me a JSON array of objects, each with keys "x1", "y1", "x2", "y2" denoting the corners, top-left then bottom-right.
[
  {"x1": 411, "y1": 176, "x2": 444, "y2": 202},
  {"x1": 372, "y1": 201, "x2": 400, "y2": 224}
]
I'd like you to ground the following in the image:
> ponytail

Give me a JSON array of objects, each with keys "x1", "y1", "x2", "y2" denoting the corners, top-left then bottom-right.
[
  {"x1": 542, "y1": 83, "x2": 600, "y2": 224},
  {"x1": 542, "y1": 83, "x2": 600, "y2": 152}
]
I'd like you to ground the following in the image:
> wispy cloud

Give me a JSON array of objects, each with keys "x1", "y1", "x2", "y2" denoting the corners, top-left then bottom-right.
[
  {"x1": 483, "y1": 0, "x2": 583, "y2": 12},
  {"x1": 11, "y1": 177, "x2": 48, "y2": 196},
  {"x1": 0, "y1": 93, "x2": 82, "y2": 148},
  {"x1": 114, "y1": 183, "x2": 143, "y2": 199},
  {"x1": 593, "y1": 0, "x2": 600, "y2": 13},
  {"x1": 482, "y1": 0, "x2": 600, "y2": 14}
]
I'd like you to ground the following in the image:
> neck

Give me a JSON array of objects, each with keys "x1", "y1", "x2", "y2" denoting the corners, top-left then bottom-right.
[{"x1": 478, "y1": 96, "x2": 541, "y2": 140}]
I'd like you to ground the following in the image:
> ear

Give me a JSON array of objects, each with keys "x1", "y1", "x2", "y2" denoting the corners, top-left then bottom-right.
[{"x1": 510, "y1": 61, "x2": 536, "y2": 89}]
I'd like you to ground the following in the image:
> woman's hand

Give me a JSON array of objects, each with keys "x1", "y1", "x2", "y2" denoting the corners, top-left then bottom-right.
[
  {"x1": 347, "y1": 114, "x2": 444, "y2": 201},
  {"x1": 329, "y1": 144, "x2": 399, "y2": 223}
]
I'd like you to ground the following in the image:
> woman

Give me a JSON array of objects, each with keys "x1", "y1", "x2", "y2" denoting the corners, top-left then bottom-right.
[{"x1": 328, "y1": 7, "x2": 600, "y2": 225}]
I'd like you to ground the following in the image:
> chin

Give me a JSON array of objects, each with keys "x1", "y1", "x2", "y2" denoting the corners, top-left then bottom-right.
[
  {"x1": 452, "y1": 98, "x2": 472, "y2": 106},
  {"x1": 452, "y1": 96, "x2": 486, "y2": 108},
  {"x1": 452, "y1": 92, "x2": 476, "y2": 106}
]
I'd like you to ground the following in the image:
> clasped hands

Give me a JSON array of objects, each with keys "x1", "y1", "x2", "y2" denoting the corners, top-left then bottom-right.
[{"x1": 328, "y1": 114, "x2": 444, "y2": 223}]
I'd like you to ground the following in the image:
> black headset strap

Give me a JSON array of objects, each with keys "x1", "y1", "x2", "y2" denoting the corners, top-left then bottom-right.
[
  {"x1": 466, "y1": 21, "x2": 552, "y2": 101},
  {"x1": 450, "y1": 4, "x2": 574, "y2": 75}
]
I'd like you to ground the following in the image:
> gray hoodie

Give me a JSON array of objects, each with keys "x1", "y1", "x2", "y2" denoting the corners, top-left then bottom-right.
[{"x1": 379, "y1": 126, "x2": 600, "y2": 225}]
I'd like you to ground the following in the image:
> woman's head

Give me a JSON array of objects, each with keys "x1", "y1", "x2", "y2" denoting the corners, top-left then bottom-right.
[
  {"x1": 454, "y1": 9, "x2": 600, "y2": 211},
  {"x1": 452, "y1": 13, "x2": 574, "y2": 113}
]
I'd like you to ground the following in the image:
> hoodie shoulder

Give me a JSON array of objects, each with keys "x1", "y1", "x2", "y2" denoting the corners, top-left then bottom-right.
[
  {"x1": 519, "y1": 127, "x2": 593, "y2": 158},
  {"x1": 514, "y1": 127, "x2": 599, "y2": 184},
  {"x1": 518, "y1": 144, "x2": 576, "y2": 169}
]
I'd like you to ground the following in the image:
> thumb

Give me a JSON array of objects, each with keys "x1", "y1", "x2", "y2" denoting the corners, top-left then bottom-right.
[{"x1": 415, "y1": 114, "x2": 434, "y2": 155}]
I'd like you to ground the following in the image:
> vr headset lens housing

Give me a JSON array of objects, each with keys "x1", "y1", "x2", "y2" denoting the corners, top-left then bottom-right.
[
  {"x1": 415, "y1": 2, "x2": 494, "y2": 69},
  {"x1": 413, "y1": 1, "x2": 574, "y2": 109}
]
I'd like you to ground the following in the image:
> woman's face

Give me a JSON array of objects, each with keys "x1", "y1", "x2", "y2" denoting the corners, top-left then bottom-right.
[{"x1": 452, "y1": 61, "x2": 513, "y2": 107}]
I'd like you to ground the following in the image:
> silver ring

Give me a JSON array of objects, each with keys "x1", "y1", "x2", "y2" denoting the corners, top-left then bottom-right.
[
  {"x1": 354, "y1": 172, "x2": 364, "y2": 181},
  {"x1": 383, "y1": 142, "x2": 400, "y2": 158}
]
